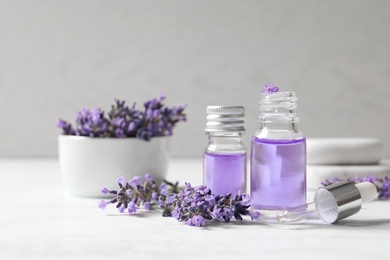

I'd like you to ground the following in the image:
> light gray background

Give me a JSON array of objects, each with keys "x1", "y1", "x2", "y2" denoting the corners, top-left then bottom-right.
[{"x1": 0, "y1": 0, "x2": 389, "y2": 157}]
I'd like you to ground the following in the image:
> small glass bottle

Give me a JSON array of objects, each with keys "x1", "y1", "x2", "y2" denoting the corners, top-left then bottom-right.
[
  {"x1": 203, "y1": 106, "x2": 247, "y2": 196},
  {"x1": 250, "y1": 91, "x2": 306, "y2": 210}
]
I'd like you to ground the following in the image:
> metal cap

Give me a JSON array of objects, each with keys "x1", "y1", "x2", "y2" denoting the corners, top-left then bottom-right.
[
  {"x1": 315, "y1": 181, "x2": 362, "y2": 224},
  {"x1": 205, "y1": 106, "x2": 246, "y2": 132}
]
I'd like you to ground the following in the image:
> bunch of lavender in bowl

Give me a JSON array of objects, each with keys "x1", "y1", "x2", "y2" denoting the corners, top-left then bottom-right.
[
  {"x1": 57, "y1": 94, "x2": 187, "y2": 198},
  {"x1": 57, "y1": 94, "x2": 187, "y2": 141}
]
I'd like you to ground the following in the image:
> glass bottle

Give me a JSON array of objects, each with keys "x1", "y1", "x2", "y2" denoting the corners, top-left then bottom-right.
[
  {"x1": 250, "y1": 92, "x2": 306, "y2": 210},
  {"x1": 203, "y1": 106, "x2": 247, "y2": 196}
]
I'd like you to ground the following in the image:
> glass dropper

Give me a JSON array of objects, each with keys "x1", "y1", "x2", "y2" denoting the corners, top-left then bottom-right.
[{"x1": 275, "y1": 181, "x2": 377, "y2": 224}]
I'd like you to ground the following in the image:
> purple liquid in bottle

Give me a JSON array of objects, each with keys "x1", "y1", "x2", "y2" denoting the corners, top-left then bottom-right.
[
  {"x1": 203, "y1": 152, "x2": 246, "y2": 196},
  {"x1": 250, "y1": 137, "x2": 306, "y2": 210}
]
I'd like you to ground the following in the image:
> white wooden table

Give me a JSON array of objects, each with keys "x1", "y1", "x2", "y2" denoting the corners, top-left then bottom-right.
[{"x1": 1, "y1": 158, "x2": 389, "y2": 260}]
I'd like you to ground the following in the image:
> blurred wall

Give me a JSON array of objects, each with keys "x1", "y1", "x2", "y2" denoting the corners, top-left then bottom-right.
[{"x1": 0, "y1": 0, "x2": 389, "y2": 157}]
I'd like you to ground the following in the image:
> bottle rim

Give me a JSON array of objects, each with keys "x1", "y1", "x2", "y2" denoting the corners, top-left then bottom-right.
[{"x1": 259, "y1": 91, "x2": 297, "y2": 104}]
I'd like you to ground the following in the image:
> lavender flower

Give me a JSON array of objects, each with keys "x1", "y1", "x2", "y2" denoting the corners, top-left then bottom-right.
[
  {"x1": 98, "y1": 175, "x2": 155, "y2": 215},
  {"x1": 158, "y1": 183, "x2": 261, "y2": 226},
  {"x1": 56, "y1": 119, "x2": 76, "y2": 135},
  {"x1": 188, "y1": 215, "x2": 205, "y2": 227},
  {"x1": 127, "y1": 201, "x2": 138, "y2": 214},
  {"x1": 261, "y1": 82, "x2": 279, "y2": 94},
  {"x1": 98, "y1": 174, "x2": 179, "y2": 215},
  {"x1": 57, "y1": 95, "x2": 187, "y2": 141},
  {"x1": 129, "y1": 175, "x2": 142, "y2": 187},
  {"x1": 99, "y1": 175, "x2": 261, "y2": 227},
  {"x1": 322, "y1": 175, "x2": 390, "y2": 200},
  {"x1": 136, "y1": 94, "x2": 187, "y2": 141},
  {"x1": 75, "y1": 108, "x2": 111, "y2": 137},
  {"x1": 380, "y1": 179, "x2": 390, "y2": 199}
]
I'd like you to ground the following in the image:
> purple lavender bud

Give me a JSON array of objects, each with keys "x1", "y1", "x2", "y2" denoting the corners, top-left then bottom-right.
[
  {"x1": 153, "y1": 109, "x2": 160, "y2": 117},
  {"x1": 222, "y1": 207, "x2": 234, "y2": 221},
  {"x1": 137, "y1": 129, "x2": 152, "y2": 141},
  {"x1": 362, "y1": 175, "x2": 378, "y2": 183},
  {"x1": 91, "y1": 108, "x2": 102, "y2": 123},
  {"x1": 146, "y1": 108, "x2": 153, "y2": 118},
  {"x1": 194, "y1": 185, "x2": 210, "y2": 195},
  {"x1": 248, "y1": 210, "x2": 261, "y2": 221},
  {"x1": 114, "y1": 128, "x2": 125, "y2": 138},
  {"x1": 321, "y1": 179, "x2": 332, "y2": 186},
  {"x1": 112, "y1": 117, "x2": 124, "y2": 127},
  {"x1": 185, "y1": 182, "x2": 192, "y2": 190},
  {"x1": 177, "y1": 190, "x2": 186, "y2": 201},
  {"x1": 115, "y1": 99, "x2": 125, "y2": 107},
  {"x1": 145, "y1": 173, "x2": 154, "y2": 182},
  {"x1": 332, "y1": 176, "x2": 343, "y2": 182},
  {"x1": 82, "y1": 108, "x2": 91, "y2": 117},
  {"x1": 56, "y1": 119, "x2": 68, "y2": 129},
  {"x1": 204, "y1": 195, "x2": 216, "y2": 206},
  {"x1": 171, "y1": 207, "x2": 181, "y2": 219},
  {"x1": 166, "y1": 195, "x2": 176, "y2": 205},
  {"x1": 128, "y1": 122, "x2": 136, "y2": 132},
  {"x1": 118, "y1": 204, "x2": 125, "y2": 213},
  {"x1": 98, "y1": 200, "x2": 110, "y2": 210},
  {"x1": 101, "y1": 187, "x2": 110, "y2": 194},
  {"x1": 157, "y1": 196, "x2": 165, "y2": 208},
  {"x1": 129, "y1": 176, "x2": 142, "y2": 187},
  {"x1": 116, "y1": 176, "x2": 126, "y2": 186},
  {"x1": 241, "y1": 194, "x2": 252, "y2": 205},
  {"x1": 159, "y1": 183, "x2": 168, "y2": 196},
  {"x1": 144, "y1": 202, "x2": 152, "y2": 210},
  {"x1": 350, "y1": 175, "x2": 362, "y2": 183},
  {"x1": 185, "y1": 218, "x2": 193, "y2": 226},
  {"x1": 379, "y1": 179, "x2": 390, "y2": 199},
  {"x1": 191, "y1": 215, "x2": 205, "y2": 227},
  {"x1": 158, "y1": 93, "x2": 166, "y2": 102},
  {"x1": 212, "y1": 206, "x2": 223, "y2": 219},
  {"x1": 128, "y1": 201, "x2": 137, "y2": 214}
]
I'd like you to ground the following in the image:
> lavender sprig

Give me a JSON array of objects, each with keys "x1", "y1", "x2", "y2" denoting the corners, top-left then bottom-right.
[
  {"x1": 322, "y1": 175, "x2": 390, "y2": 200},
  {"x1": 159, "y1": 183, "x2": 260, "y2": 226},
  {"x1": 56, "y1": 94, "x2": 187, "y2": 141},
  {"x1": 98, "y1": 174, "x2": 177, "y2": 213},
  {"x1": 99, "y1": 175, "x2": 261, "y2": 227}
]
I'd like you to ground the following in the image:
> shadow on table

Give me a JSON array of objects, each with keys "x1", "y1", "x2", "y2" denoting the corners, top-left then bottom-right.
[
  {"x1": 335, "y1": 219, "x2": 390, "y2": 228},
  {"x1": 103, "y1": 210, "x2": 390, "y2": 230},
  {"x1": 105, "y1": 209, "x2": 163, "y2": 218},
  {"x1": 198, "y1": 218, "x2": 390, "y2": 230},
  {"x1": 276, "y1": 218, "x2": 390, "y2": 231}
]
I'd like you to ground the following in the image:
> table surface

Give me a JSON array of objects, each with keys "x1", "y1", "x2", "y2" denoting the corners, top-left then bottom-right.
[{"x1": 1, "y1": 158, "x2": 389, "y2": 260}]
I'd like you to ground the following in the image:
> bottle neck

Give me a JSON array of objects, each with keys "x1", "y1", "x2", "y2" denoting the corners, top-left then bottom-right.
[
  {"x1": 256, "y1": 92, "x2": 304, "y2": 140},
  {"x1": 205, "y1": 132, "x2": 246, "y2": 154}
]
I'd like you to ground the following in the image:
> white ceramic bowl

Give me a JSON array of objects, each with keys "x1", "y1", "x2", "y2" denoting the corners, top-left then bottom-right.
[
  {"x1": 58, "y1": 135, "x2": 169, "y2": 197},
  {"x1": 307, "y1": 138, "x2": 383, "y2": 165}
]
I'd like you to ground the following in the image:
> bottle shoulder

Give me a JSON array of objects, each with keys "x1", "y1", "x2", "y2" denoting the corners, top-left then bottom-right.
[
  {"x1": 205, "y1": 143, "x2": 247, "y2": 154},
  {"x1": 251, "y1": 135, "x2": 306, "y2": 144},
  {"x1": 252, "y1": 130, "x2": 305, "y2": 141}
]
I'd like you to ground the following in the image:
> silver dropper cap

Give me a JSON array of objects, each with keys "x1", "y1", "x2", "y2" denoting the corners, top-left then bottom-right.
[
  {"x1": 315, "y1": 181, "x2": 377, "y2": 224},
  {"x1": 205, "y1": 106, "x2": 246, "y2": 132}
]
